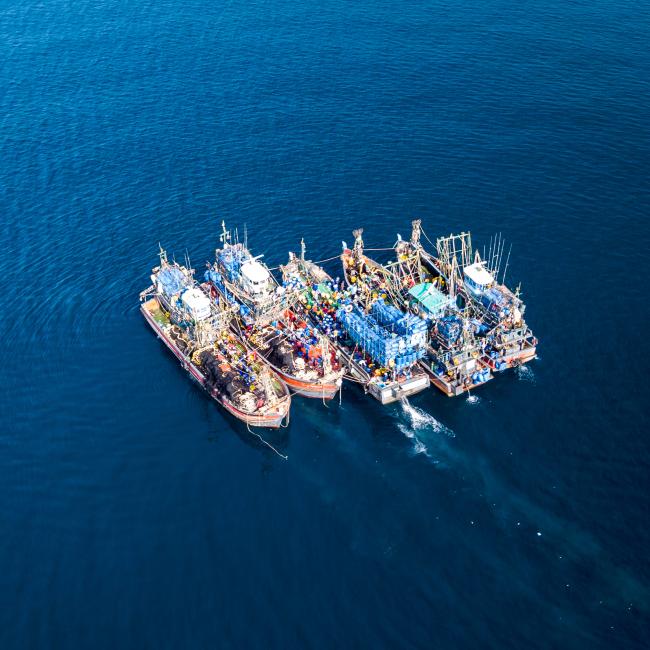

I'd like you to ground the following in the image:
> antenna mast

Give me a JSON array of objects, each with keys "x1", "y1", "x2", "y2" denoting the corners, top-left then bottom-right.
[
  {"x1": 502, "y1": 243, "x2": 512, "y2": 285},
  {"x1": 220, "y1": 220, "x2": 231, "y2": 247},
  {"x1": 410, "y1": 219, "x2": 422, "y2": 248},
  {"x1": 352, "y1": 228, "x2": 364, "y2": 264},
  {"x1": 320, "y1": 335, "x2": 332, "y2": 375}
]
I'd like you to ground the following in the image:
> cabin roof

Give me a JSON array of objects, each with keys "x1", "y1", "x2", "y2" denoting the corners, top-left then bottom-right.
[
  {"x1": 463, "y1": 262, "x2": 494, "y2": 286},
  {"x1": 181, "y1": 287, "x2": 211, "y2": 316},
  {"x1": 241, "y1": 260, "x2": 270, "y2": 284},
  {"x1": 408, "y1": 283, "x2": 450, "y2": 312}
]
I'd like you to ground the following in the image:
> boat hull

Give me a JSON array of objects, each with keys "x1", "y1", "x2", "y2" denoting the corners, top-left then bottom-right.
[
  {"x1": 429, "y1": 373, "x2": 490, "y2": 397},
  {"x1": 483, "y1": 328, "x2": 538, "y2": 371},
  {"x1": 141, "y1": 301, "x2": 290, "y2": 428},
  {"x1": 420, "y1": 361, "x2": 492, "y2": 397},
  {"x1": 483, "y1": 345, "x2": 537, "y2": 371},
  {"x1": 232, "y1": 327, "x2": 343, "y2": 401},
  {"x1": 368, "y1": 372, "x2": 430, "y2": 404},
  {"x1": 335, "y1": 344, "x2": 430, "y2": 404},
  {"x1": 275, "y1": 369, "x2": 341, "y2": 400}
]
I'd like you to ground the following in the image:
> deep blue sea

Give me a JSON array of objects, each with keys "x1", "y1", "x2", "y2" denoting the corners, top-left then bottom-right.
[{"x1": 1, "y1": 0, "x2": 649, "y2": 647}]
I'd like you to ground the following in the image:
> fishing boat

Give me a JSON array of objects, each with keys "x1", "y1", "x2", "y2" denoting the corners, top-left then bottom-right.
[
  {"x1": 423, "y1": 313, "x2": 492, "y2": 396},
  {"x1": 232, "y1": 311, "x2": 345, "y2": 400},
  {"x1": 283, "y1": 241, "x2": 430, "y2": 404},
  {"x1": 392, "y1": 219, "x2": 449, "y2": 298},
  {"x1": 343, "y1": 227, "x2": 493, "y2": 396},
  {"x1": 206, "y1": 222, "x2": 345, "y2": 399},
  {"x1": 140, "y1": 248, "x2": 291, "y2": 428},
  {"x1": 435, "y1": 231, "x2": 538, "y2": 370}
]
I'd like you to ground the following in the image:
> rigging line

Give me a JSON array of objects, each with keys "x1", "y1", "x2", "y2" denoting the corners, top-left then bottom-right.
[
  {"x1": 342, "y1": 375, "x2": 367, "y2": 384},
  {"x1": 311, "y1": 253, "x2": 343, "y2": 264},
  {"x1": 245, "y1": 421, "x2": 288, "y2": 460},
  {"x1": 420, "y1": 225, "x2": 437, "y2": 251},
  {"x1": 267, "y1": 252, "x2": 342, "y2": 272}
]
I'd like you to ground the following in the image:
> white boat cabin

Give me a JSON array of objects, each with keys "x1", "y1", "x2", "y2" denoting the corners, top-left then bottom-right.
[
  {"x1": 240, "y1": 260, "x2": 273, "y2": 297},
  {"x1": 463, "y1": 262, "x2": 494, "y2": 294},
  {"x1": 181, "y1": 287, "x2": 212, "y2": 321}
]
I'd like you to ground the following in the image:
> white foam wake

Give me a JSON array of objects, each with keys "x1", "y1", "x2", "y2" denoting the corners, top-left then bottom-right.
[
  {"x1": 515, "y1": 365, "x2": 536, "y2": 383},
  {"x1": 397, "y1": 423, "x2": 431, "y2": 457},
  {"x1": 400, "y1": 397, "x2": 455, "y2": 437},
  {"x1": 396, "y1": 397, "x2": 455, "y2": 460}
]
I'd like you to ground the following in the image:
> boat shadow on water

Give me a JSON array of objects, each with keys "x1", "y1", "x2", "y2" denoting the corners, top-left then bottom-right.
[{"x1": 208, "y1": 412, "x2": 291, "y2": 461}]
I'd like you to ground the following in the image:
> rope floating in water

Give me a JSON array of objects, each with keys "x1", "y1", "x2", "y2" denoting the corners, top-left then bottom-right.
[{"x1": 246, "y1": 421, "x2": 288, "y2": 460}]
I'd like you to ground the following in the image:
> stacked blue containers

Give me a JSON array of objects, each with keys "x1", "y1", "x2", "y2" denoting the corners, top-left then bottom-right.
[
  {"x1": 437, "y1": 315, "x2": 462, "y2": 345},
  {"x1": 336, "y1": 299, "x2": 427, "y2": 371},
  {"x1": 205, "y1": 269, "x2": 238, "y2": 306},
  {"x1": 371, "y1": 298, "x2": 428, "y2": 340},
  {"x1": 480, "y1": 287, "x2": 507, "y2": 311},
  {"x1": 371, "y1": 298, "x2": 403, "y2": 331}
]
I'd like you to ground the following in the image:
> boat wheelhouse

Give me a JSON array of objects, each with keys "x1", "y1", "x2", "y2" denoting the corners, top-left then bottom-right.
[{"x1": 206, "y1": 221, "x2": 280, "y2": 322}]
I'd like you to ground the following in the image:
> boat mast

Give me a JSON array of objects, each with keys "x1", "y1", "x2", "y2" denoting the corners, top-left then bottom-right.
[
  {"x1": 502, "y1": 243, "x2": 512, "y2": 285},
  {"x1": 260, "y1": 367, "x2": 278, "y2": 405},
  {"x1": 320, "y1": 335, "x2": 332, "y2": 375},
  {"x1": 436, "y1": 231, "x2": 472, "y2": 290},
  {"x1": 352, "y1": 228, "x2": 364, "y2": 264},
  {"x1": 410, "y1": 219, "x2": 422, "y2": 249},
  {"x1": 219, "y1": 220, "x2": 231, "y2": 248},
  {"x1": 407, "y1": 219, "x2": 423, "y2": 283},
  {"x1": 449, "y1": 256, "x2": 457, "y2": 298}
]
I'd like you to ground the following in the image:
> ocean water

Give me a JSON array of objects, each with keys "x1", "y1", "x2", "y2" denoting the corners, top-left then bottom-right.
[{"x1": 1, "y1": 0, "x2": 649, "y2": 647}]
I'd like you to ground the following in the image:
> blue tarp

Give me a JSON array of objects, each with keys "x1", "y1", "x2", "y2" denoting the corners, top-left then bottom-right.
[
  {"x1": 480, "y1": 287, "x2": 508, "y2": 311},
  {"x1": 216, "y1": 249, "x2": 244, "y2": 283},
  {"x1": 205, "y1": 269, "x2": 238, "y2": 306},
  {"x1": 157, "y1": 267, "x2": 185, "y2": 296}
]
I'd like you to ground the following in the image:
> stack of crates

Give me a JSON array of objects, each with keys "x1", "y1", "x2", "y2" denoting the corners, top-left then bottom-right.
[
  {"x1": 336, "y1": 300, "x2": 427, "y2": 370},
  {"x1": 437, "y1": 315, "x2": 463, "y2": 346},
  {"x1": 371, "y1": 298, "x2": 428, "y2": 348}
]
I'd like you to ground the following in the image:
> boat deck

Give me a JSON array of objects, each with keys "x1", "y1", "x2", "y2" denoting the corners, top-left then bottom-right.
[{"x1": 142, "y1": 298, "x2": 170, "y2": 327}]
